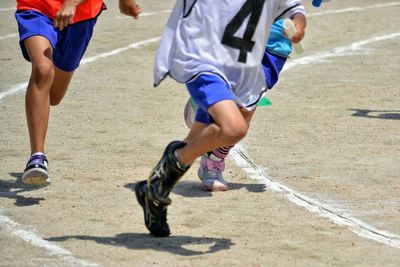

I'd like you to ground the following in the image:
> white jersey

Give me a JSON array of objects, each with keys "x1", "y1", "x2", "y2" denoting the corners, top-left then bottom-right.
[{"x1": 154, "y1": 0, "x2": 304, "y2": 109}]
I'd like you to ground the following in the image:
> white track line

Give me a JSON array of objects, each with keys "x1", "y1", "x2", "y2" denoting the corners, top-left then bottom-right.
[
  {"x1": 309, "y1": 2, "x2": 400, "y2": 17},
  {"x1": 0, "y1": 82, "x2": 27, "y2": 101},
  {"x1": 0, "y1": 213, "x2": 98, "y2": 266},
  {"x1": 0, "y1": 7, "x2": 14, "y2": 12},
  {"x1": 0, "y1": 37, "x2": 160, "y2": 101},
  {"x1": 232, "y1": 33, "x2": 400, "y2": 249},
  {"x1": 232, "y1": 146, "x2": 400, "y2": 249},
  {"x1": 80, "y1": 36, "x2": 160, "y2": 65},
  {"x1": 116, "y1": 10, "x2": 171, "y2": 19},
  {"x1": 283, "y1": 33, "x2": 400, "y2": 71},
  {"x1": 0, "y1": 10, "x2": 171, "y2": 41},
  {"x1": 0, "y1": 33, "x2": 18, "y2": 40}
]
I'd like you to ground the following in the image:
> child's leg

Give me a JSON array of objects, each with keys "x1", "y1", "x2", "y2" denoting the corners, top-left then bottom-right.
[
  {"x1": 208, "y1": 106, "x2": 256, "y2": 159},
  {"x1": 135, "y1": 75, "x2": 248, "y2": 236},
  {"x1": 197, "y1": 106, "x2": 257, "y2": 190},
  {"x1": 24, "y1": 36, "x2": 55, "y2": 154},
  {"x1": 49, "y1": 66, "x2": 74, "y2": 106},
  {"x1": 177, "y1": 99, "x2": 248, "y2": 166},
  {"x1": 49, "y1": 16, "x2": 97, "y2": 106}
]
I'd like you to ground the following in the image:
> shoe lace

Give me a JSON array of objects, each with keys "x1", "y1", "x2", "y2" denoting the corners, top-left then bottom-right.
[
  {"x1": 27, "y1": 155, "x2": 48, "y2": 168},
  {"x1": 204, "y1": 159, "x2": 225, "y2": 179}
]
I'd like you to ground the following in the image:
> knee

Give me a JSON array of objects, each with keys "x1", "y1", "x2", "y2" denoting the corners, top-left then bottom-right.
[
  {"x1": 220, "y1": 123, "x2": 248, "y2": 145},
  {"x1": 31, "y1": 62, "x2": 54, "y2": 86}
]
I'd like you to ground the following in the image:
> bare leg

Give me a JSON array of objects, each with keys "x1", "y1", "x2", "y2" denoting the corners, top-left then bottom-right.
[
  {"x1": 24, "y1": 36, "x2": 55, "y2": 154},
  {"x1": 50, "y1": 66, "x2": 74, "y2": 106},
  {"x1": 178, "y1": 100, "x2": 248, "y2": 165},
  {"x1": 184, "y1": 105, "x2": 257, "y2": 147},
  {"x1": 24, "y1": 37, "x2": 75, "y2": 154}
]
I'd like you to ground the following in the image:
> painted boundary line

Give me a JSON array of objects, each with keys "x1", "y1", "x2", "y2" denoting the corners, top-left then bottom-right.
[
  {"x1": 0, "y1": 10, "x2": 170, "y2": 40},
  {"x1": 283, "y1": 33, "x2": 400, "y2": 72},
  {"x1": 231, "y1": 33, "x2": 400, "y2": 249},
  {"x1": 0, "y1": 37, "x2": 161, "y2": 101},
  {"x1": 0, "y1": 7, "x2": 15, "y2": 12},
  {"x1": 116, "y1": 10, "x2": 171, "y2": 19},
  {"x1": 308, "y1": 2, "x2": 400, "y2": 17},
  {"x1": 232, "y1": 146, "x2": 400, "y2": 248},
  {"x1": 0, "y1": 33, "x2": 18, "y2": 40},
  {"x1": 0, "y1": 213, "x2": 98, "y2": 266}
]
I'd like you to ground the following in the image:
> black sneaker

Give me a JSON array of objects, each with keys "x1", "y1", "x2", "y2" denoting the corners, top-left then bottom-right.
[
  {"x1": 21, "y1": 153, "x2": 50, "y2": 186},
  {"x1": 135, "y1": 180, "x2": 171, "y2": 237},
  {"x1": 135, "y1": 141, "x2": 189, "y2": 237}
]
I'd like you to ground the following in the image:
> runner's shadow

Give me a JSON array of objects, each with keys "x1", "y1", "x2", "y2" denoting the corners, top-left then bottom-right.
[
  {"x1": 350, "y1": 109, "x2": 400, "y2": 120},
  {"x1": 0, "y1": 173, "x2": 45, "y2": 206},
  {"x1": 125, "y1": 180, "x2": 265, "y2": 198},
  {"x1": 173, "y1": 181, "x2": 266, "y2": 198},
  {"x1": 46, "y1": 233, "x2": 233, "y2": 256}
]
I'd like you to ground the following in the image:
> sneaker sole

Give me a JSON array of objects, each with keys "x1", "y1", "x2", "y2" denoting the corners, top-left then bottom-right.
[
  {"x1": 135, "y1": 180, "x2": 171, "y2": 237},
  {"x1": 201, "y1": 182, "x2": 228, "y2": 191},
  {"x1": 21, "y1": 168, "x2": 50, "y2": 186},
  {"x1": 198, "y1": 169, "x2": 228, "y2": 191}
]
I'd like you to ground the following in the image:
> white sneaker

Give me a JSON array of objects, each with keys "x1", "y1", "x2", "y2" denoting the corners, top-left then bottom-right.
[
  {"x1": 198, "y1": 155, "x2": 228, "y2": 191},
  {"x1": 183, "y1": 98, "x2": 198, "y2": 129}
]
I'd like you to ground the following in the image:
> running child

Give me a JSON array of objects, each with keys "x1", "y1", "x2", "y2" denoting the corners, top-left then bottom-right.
[
  {"x1": 184, "y1": 0, "x2": 328, "y2": 192},
  {"x1": 16, "y1": 0, "x2": 141, "y2": 186},
  {"x1": 135, "y1": 0, "x2": 306, "y2": 237}
]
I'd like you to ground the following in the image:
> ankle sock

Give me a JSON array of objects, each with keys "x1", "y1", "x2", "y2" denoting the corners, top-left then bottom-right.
[{"x1": 207, "y1": 146, "x2": 233, "y2": 162}]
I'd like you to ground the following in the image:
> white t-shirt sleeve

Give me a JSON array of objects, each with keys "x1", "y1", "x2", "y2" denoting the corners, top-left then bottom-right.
[{"x1": 275, "y1": 0, "x2": 305, "y2": 20}]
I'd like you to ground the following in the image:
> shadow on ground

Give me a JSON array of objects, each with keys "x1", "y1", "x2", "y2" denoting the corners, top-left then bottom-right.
[
  {"x1": 124, "y1": 180, "x2": 265, "y2": 198},
  {"x1": 350, "y1": 109, "x2": 400, "y2": 120},
  {"x1": 46, "y1": 232, "x2": 234, "y2": 256},
  {"x1": 0, "y1": 172, "x2": 45, "y2": 206}
]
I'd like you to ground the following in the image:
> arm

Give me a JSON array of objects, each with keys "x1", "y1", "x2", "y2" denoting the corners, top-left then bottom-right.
[
  {"x1": 119, "y1": 0, "x2": 142, "y2": 20},
  {"x1": 290, "y1": 12, "x2": 306, "y2": 44},
  {"x1": 54, "y1": 0, "x2": 86, "y2": 31}
]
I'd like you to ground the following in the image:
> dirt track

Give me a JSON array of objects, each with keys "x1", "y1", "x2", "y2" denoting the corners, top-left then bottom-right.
[{"x1": 1, "y1": 0, "x2": 400, "y2": 266}]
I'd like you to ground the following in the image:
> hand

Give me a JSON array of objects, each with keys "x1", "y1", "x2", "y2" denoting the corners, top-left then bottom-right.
[
  {"x1": 54, "y1": 0, "x2": 80, "y2": 31},
  {"x1": 119, "y1": 0, "x2": 142, "y2": 20},
  {"x1": 290, "y1": 13, "x2": 307, "y2": 44},
  {"x1": 291, "y1": 26, "x2": 305, "y2": 44}
]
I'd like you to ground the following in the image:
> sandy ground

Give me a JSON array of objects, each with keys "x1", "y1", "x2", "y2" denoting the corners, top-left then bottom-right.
[{"x1": 1, "y1": 0, "x2": 400, "y2": 266}]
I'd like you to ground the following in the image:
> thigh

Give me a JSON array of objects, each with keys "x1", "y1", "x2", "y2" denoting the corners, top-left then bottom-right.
[
  {"x1": 186, "y1": 74, "x2": 236, "y2": 124},
  {"x1": 15, "y1": 10, "x2": 58, "y2": 64},
  {"x1": 23, "y1": 36, "x2": 53, "y2": 66},
  {"x1": 53, "y1": 18, "x2": 97, "y2": 72}
]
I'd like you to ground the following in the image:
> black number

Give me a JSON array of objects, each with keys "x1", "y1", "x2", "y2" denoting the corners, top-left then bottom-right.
[{"x1": 221, "y1": 0, "x2": 266, "y2": 63}]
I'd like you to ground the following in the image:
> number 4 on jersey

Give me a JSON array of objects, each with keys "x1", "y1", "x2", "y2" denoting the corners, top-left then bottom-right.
[{"x1": 221, "y1": 0, "x2": 266, "y2": 63}]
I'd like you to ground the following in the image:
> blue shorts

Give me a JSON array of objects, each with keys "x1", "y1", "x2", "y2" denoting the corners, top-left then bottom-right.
[
  {"x1": 186, "y1": 74, "x2": 235, "y2": 125},
  {"x1": 262, "y1": 51, "x2": 287, "y2": 89},
  {"x1": 15, "y1": 10, "x2": 97, "y2": 72}
]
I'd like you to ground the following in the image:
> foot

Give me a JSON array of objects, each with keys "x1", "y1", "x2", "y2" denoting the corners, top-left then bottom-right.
[
  {"x1": 135, "y1": 180, "x2": 171, "y2": 237},
  {"x1": 198, "y1": 155, "x2": 228, "y2": 191},
  {"x1": 135, "y1": 141, "x2": 189, "y2": 237},
  {"x1": 21, "y1": 153, "x2": 50, "y2": 186}
]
